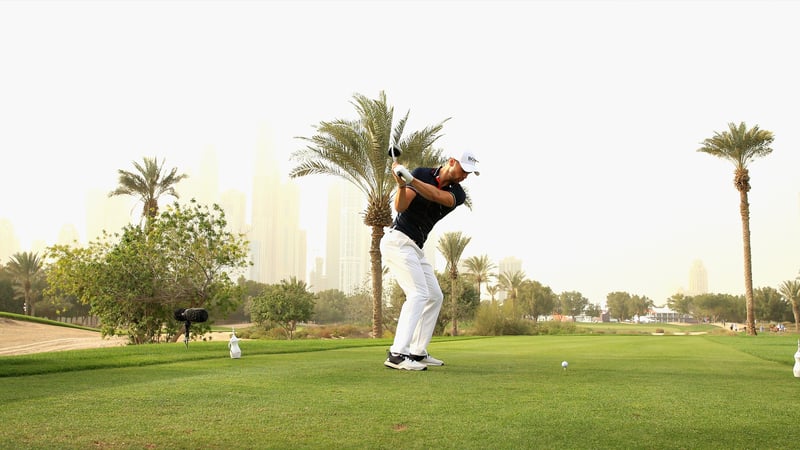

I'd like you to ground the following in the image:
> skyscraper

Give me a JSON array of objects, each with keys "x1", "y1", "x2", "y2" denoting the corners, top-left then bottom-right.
[
  {"x1": 57, "y1": 224, "x2": 80, "y2": 246},
  {"x1": 325, "y1": 180, "x2": 370, "y2": 295},
  {"x1": 308, "y1": 256, "x2": 327, "y2": 292},
  {"x1": 0, "y1": 219, "x2": 20, "y2": 263},
  {"x1": 185, "y1": 146, "x2": 220, "y2": 207},
  {"x1": 688, "y1": 259, "x2": 708, "y2": 296},
  {"x1": 497, "y1": 256, "x2": 523, "y2": 302},
  {"x1": 219, "y1": 189, "x2": 248, "y2": 236},
  {"x1": 86, "y1": 189, "x2": 130, "y2": 243},
  {"x1": 498, "y1": 256, "x2": 523, "y2": 278},
  {"x1": 249, "y1": 128, "x2": 306, "y2": 284}
]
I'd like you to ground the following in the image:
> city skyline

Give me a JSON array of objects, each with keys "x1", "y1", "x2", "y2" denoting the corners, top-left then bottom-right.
[
  {"x1": 0, "y1": 140, "x2": 733, "y2": 306},
  {"x1": 2, "y1": 1, "x2": 800, "y2": 306}
]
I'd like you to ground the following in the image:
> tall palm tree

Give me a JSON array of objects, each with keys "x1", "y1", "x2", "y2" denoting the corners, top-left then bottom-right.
[
  {"x1": 291, "y1": 91, "x2": 448, "y2": 338},
  {"x1": 698, "y1": 122, "x2": 774, "y2": 336},
  {"x1": 463, "y1": 254, "x2": 495, "y2": 302},
  {"x1": 438, "y1": 231, "x2": 472, "y2": 336},
  {"x1": 778, "y1": 279, "x2": 800, "y2": 333},
  {"x1": 109, "y1": 156, "x2": 188, "y2": 228},
  {"x1": 7, "y1": 251, "x2": 43, "y2": 316}
]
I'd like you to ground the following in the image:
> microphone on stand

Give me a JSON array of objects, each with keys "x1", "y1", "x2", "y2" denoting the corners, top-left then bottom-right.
[{"x1": 174, "y1": 308, "x2": 209, "y2": 347}]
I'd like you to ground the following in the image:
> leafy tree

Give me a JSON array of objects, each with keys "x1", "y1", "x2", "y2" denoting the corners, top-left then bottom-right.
[
  {"x1": 630, "y1": 294, "x2": 654, "y2": 320},
  {"x1": 753, "y1": 286, "x2": 790, "y2": 323},
  {"x1": 7, "y1": 251, "x2": 43, "y2": 316},
  {"x1": 519, "y1": 280, "x2": 557, "y2": 324},
  {"x1": 46, "y1": 201, "x2": 249, "y2": 343},
  {"x1": 778, "y1": 279, "x2": 800, "y2": 332},
  {"x1": 463, "y1": 255, "x2": 495, "y2": 302},
  {"x1": 437, "y1": 231, "x2": 471, "y2": 336},
  {"x1": 345, "y1": 280, "x2": 378, "y2": 325},
  {"x1": 109, "y1": 156, "x2": 188, "y2": 228},
  {"x1": 606, "y1": 291, "x2": 632, "y2": 322},
  {"x1": 48, "y1": 227, "x2": 172, "y2": 342},
  {"x1": 152, "y1": 201, "x2": 251, "y2": 340},
  {"x1": 313, "y1": 289, "x2": 348, "y2": 323},
  {"x1": 559, "y1": 291, "x2": 589, "y2": 321},
  {"x1": 248, "y1": 277, "x2": 315, "y2": 339},
  {"x1": 0, "y1": 266, "x2": 20, "y2": 313},
  {"x1": 698, "y1": 122, "x2": 774, "y2": 335},
  {"x1": 693, "y1": 293, "x2": 730, "y2": 323},
  {"x1": 290, "y1": 91, "x2": 449, "y2": 338},
  {"x1": 667, "y1": 293, "x2": 693, "y2": 322},
  {"x1": 585, "y1": 302, "x2": 602, "y2": 319}
]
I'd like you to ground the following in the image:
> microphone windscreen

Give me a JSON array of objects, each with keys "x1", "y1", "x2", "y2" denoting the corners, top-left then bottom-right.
[
  {"x1": 183, "y1": 308, "x2": 208, "y2": 323},
  {"x1": 173, "y1": 308, "x2": 187, "y2": 321}
]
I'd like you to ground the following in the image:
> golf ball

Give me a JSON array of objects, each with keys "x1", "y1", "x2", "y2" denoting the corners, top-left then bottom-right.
[{"x1": 561, "y1": 361, "x2": 568, "y2": 368}]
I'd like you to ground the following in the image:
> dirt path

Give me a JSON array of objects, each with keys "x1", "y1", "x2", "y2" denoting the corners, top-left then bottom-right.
[
  {"x1": 0, "y1": 318, "x2": 249, "y2": 356},
  {"x1": 0, "y1": 318, "x2": 128, "y2": 356}
]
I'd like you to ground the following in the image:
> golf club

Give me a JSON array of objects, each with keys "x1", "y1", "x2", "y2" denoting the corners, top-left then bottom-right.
[
  {"x1": 387, "y1": 144, "x2": 412, "y2": 183},
  {"x1": 387, "y1": 144, "x2": 402, "y2": 162}
]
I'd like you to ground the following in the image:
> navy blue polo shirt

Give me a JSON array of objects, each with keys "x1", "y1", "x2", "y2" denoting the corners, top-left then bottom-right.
[{"x1": 392, "y1": 166, "x2": 466, "y2": 248}]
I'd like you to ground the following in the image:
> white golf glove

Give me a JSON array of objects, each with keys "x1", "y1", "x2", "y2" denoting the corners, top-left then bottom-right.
[{"x1": 394, "y1": 165, "x2": 414, "y2": 185}]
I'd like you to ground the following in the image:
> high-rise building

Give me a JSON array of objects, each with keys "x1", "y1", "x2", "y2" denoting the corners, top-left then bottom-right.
[
  {"x1": 498, "y1": 256, "x2": 523, "y2": 278},
  {"x1": 57, "y1": 224, "x2": 80, "y2": 247},
  {"x1": 249, "y1": 129, "x2": 306, "y2": 284},
  {"x1": 219, "y1": 189, "x2": 248, "y2": 236},
  {"x1": 497, "y1": 256, "x2": 523, "y2": 302},
  {"x1": 86, "y1": 189, "x2": 130, "y2": 243},
  {"x1": 325, "y1": 180, "x2": 370, "y2": 295},
  {"x1": 688, "y1": 259, "x2": 708, "y2": 296},
  {"x1": 308, "y1": 256, "x2": 327, "y2": 292},
  {"x1": 184, "y1": 146, "x2": 219, "y2": 207},
  {"x1": 0, "y1": 219, "x2": 21, "y2": 263},
  {"x1": 324, "y1": 184, "x2": 341, "y2": 293}
]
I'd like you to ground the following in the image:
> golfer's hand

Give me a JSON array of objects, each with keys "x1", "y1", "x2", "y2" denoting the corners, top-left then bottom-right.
[{"x1": 393, "y1": 165, "x2": 414, "y2": 186}]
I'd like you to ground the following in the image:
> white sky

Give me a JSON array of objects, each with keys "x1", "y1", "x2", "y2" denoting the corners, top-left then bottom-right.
[{"x1": 2, "y1": 0, "x2": 799, "y2": 306}]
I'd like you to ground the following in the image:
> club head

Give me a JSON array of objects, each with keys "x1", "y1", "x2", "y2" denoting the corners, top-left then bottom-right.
[{"x1": 387, "y1": 145, "x2": 402, "y2": 161}]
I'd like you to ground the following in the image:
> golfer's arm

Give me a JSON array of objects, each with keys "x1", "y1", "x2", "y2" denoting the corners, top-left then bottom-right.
[
  {"x1": 408, "y1": 179, "x2": 455, "y2": 208},
  {"x1": 394, "y1": 186, "x2": 415, "y2": 212}
]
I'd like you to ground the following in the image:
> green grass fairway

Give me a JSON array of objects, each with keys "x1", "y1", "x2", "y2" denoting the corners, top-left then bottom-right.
[{"x1": 2, "y1": 335, "x2": 799, "y2": 449}]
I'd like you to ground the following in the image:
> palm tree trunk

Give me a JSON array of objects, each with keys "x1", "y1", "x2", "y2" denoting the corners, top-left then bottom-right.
[
  {"x1": 24, "y1": 282, "x2": 33, "y2": 316},
  {"x1": 739, "y1": 189, "x2": 757, "y2": 336},
  {"x1": 369, "y1": 225, "x2": 385, "y2": 338},
  {"x1": 451, "y1": 277, "x2": 458, "y2": 336},
  {"x1": 792, "y1": 301, "x2": 800, "y2": 333}
]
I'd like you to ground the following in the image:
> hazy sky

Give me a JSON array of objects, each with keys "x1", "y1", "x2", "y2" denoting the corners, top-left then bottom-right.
[{"x1": 2, "y1": 0, "x2": 799, "y2": 306}]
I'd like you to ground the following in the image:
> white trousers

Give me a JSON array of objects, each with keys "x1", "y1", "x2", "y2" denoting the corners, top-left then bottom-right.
[{"x1": 381, "y1": 228, "x2": 443, "y2": 356}]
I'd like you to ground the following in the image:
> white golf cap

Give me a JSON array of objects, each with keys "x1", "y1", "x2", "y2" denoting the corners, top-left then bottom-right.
[{"x1": 453, "y1": 150, "x2": 480, "y2": 175}]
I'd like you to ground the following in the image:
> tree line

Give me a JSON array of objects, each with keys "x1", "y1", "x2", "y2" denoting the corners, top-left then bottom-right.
[{"x1": 2, "y1": 93, "x2": 799, "y2": 339}]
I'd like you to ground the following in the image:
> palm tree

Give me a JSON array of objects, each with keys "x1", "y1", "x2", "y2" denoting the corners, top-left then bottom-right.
[
  {"x1": 778, "y1": 279, "x2": 800, "y2": 332},
  {"x1": 290, "y1": 91, "x2": 448, "y2": 338},
  {"x1": 497, "y1": 269, "x2": 526, "y2": 305},
  {"x1": 7, "y1": 251, "x2": 43, "y2": 316},
  {"x1": 463, "y1": 254, "x2": 495, "y2": 302},
  {"x1": 438, "y1": 231, "x2": 472, "y2": 336},
  {"x1": 486, "y1": 284, "x2": 499, "y2": 303},
  {"x1": 109, "y1": 156, "x2": 188, "y2": 228},
  {"x1": 698, "y1": 122, "x2": 774, "y2": 336}
]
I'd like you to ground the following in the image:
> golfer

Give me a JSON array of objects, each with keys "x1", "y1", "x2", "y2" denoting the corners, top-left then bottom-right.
[{"x1": 381, "y1": 150, "x2": 480, "y2": 370}]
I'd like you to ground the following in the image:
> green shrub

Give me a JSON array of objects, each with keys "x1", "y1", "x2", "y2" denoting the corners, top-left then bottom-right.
[
  {"x1": 473, "y1": 302, "x2": 532, "y2": 335},
  {"x1": 535, "y1": 321, "x2": 577, "y2": 335}
]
